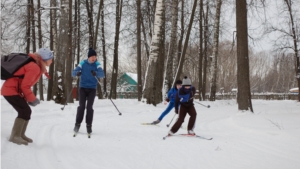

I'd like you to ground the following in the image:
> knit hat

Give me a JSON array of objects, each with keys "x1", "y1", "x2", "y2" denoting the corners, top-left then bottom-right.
[
  {"x1": 182, "y1": 76, "x2": 191, "y2": 86},
  {"x1": 38, "y1": 48, "x2": 53, "y2": 61},
  {"x1": 88, "y1": 48, "x2": 97, "y2": 58}
]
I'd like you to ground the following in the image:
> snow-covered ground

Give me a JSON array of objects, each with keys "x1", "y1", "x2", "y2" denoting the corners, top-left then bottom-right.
[{"x1": 1, "y1": 98, "x2": 300, "y2": 169}]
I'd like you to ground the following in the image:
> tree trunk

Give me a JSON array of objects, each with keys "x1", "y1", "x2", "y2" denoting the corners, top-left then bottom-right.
[
  {"x1": 137, "y1": 0, "x2": 142, "y2": 101},
  {"x1": 202, "y1": 2, "x2": 209, "y2": 101},
  {"x1": 30, "y1": 0, "x2": 37, "y2": 95},
  {"x1": 176, "y1": 0, "x2": 184, "y2": 69},
  {"x1": 283, "y1": 0, "x2": 300, "y2": 101},
  {"x1": 85, "y1": 0, "x2": 94, "y2": 47},
  {"x1": 209, "y1": 0, "x2": 222, "y2": 101},
  {"x1": 236, "y1": 0, "x2": 253, "y2": 112},
  {"x1": 110, "y1": 0, "x2": 123, "y2": 99},
  {"x1": 173, "y1": 0, "x2": 198, "y2": 83},
  {"x1": 47, "y1": 0, "x2": 57, "y2": 101},
  {"x1": 66, "y1": 0, "x2": 73, "y2": 103},
  {"x1": 142, "y1": 0, "x2": 165, "y2": 105},
  {"x1": 26, "y1": 0, "x2": 31, "y2": 53},
  {"x1": 37, "y1": 0, "x2": 44, "y2": 101},
  {"x1": 53, "y1": 0, "x2": 69, "y2": 104},
  {"x1": 164, "y1": 0, "x2": 178, "y2": 94},
  {"x1": 198, "y1": 0, "x2": 203, "y2": 101},
  {"x1": 100, "y1": 0, "x2": 107, "y2": 97}
]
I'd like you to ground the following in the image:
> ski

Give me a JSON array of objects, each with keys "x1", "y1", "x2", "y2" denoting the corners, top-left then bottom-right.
[
  {"x1": 163, "y1": 134, "x2": 213, "y2": 140},
  {"x1": 141, "y1": 123, "x2": 159, "y2": 126}
]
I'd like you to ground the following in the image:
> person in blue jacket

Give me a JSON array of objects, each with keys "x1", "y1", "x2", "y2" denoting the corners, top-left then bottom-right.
[
  {"x1": 72, "y1": 48, "x2": 105, "y2": 134},
  {"x1": 152, "y1": 80, "x2": 182, "y2": 124}
]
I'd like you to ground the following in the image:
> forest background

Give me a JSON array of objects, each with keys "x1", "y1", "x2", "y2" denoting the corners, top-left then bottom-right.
[{"x1": 1, "y1": 0, "x2": 299, "y2": 108}]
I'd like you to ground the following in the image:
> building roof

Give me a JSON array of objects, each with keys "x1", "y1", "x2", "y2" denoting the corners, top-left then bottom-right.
[{"x1": 126, "y1": 73, "x2": 137, "y2": 83}]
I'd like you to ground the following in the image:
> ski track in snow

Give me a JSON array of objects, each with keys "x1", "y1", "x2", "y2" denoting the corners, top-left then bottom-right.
[{"x1": 1, "y1": 98, "x2": 300, "y2": 169}]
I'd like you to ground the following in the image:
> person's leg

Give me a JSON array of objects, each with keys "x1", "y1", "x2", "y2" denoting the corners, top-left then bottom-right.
[
  {"x1": 158, "y1": 102, "x2": 174, "y2": 121},
  {"x1": 85, "y1": 89, "x2": 96, "y2": 134},
  {"x1": 4, "y1": 95, "x2": 32, "y2": 120},
  {"x1": 187, "y1": 106, "x2": 197, "y2": 133},
  {"x1": 170, "y1": 106, "x2": 187, "y2": 134},
  {"x1": 76, "y1": 88, "x2": 87, "y2": 124},
  {"x1": 4, "y1": 96, "x2": 30, "y2": 145}
]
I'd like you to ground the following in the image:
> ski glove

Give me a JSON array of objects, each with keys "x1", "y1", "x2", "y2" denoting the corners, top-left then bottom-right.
[
  {"x1": 76, "y1": 72, "x2": 81, "y2": 76},
  {"x1": 28, "y1": 98, "x2": 40, "y2": 107},
  {"x1": 91, "y1": 70, "x2": 96, "y2": 76}
]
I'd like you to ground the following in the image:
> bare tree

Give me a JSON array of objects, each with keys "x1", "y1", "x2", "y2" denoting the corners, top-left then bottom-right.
[
  {"x1": 164, "y1": 0, "x2": 178, "y2": 93},
  {"x1": 173, "y1": 0, "x2": 198, "y2": 84},
  {"x1": 137, "y1": 0, "x2": 143, "y2": 101},
  {"x1": 209, "y1": 0, "x2": 222, "y2": 101},
  {"x1": 236, "y1": 0, "x2": 253, "y2": 112},
  {"x1": 47, "y1": 0, "x2": 58, "y2": 101},
  {"x1": 110, "y1": 0, "x2": 123, "y2": 99}
]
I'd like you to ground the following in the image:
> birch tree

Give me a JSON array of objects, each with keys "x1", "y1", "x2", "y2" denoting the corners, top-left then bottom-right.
[
  {"x1": 142, "y1": 0, "x2": 165, "y2": 105},
  {"x1": 209, "y1": 0, "x2": 222, "y2": 101}
]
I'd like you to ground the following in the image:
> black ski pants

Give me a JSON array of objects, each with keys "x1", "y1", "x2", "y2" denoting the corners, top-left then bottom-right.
[
  {"x1": 76, "y1": 87, "x2": 96, "y2": 126},
  {"x1": 4, "y1": 95, "x2": 32, "y2": 120},
  {"x1": 170, "y1": 105, "x2": 197, "y2": 133}
]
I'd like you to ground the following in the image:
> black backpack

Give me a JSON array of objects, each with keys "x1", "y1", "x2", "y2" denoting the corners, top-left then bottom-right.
[{"x1": 1, "y1": 53, "x2": 36, "y2": 80}]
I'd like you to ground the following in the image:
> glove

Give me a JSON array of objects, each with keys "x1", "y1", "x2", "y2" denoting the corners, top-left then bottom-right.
[
  {"x1": 175, "y1": 109, "x2": 178, "y2": 114},
  {"x1": 91, "y1": 70, "x2": 96, "y2": 76},
  {"x1": 76, "y1": 72, "x2": 81, "y2": 76},
  {"x1": 28, "y1": 98, "x2": 40, "y2": 107}
]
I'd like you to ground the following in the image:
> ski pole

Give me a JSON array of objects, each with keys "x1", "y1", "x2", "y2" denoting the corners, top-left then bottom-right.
[
  {"x1": 110, "y1": 99, "x2": 122, "y2": 116},
  {"x1": 95, "y1": 77, "x2": 122, "y2": 116},
  {"x1": 166, "y1": 113, "x2": 177, "y2": 127},
  {"x1": 61, "y1": 77, "x2": 78, "y2": 110},
  {"x1": 194, "y1": 101, "x2": 210, "y2": 108}
]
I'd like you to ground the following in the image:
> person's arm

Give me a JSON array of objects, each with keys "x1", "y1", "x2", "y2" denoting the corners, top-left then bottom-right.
[
  {"x1": 72, "y1": 61, "x2": 84, "y2": 77},
  {"x1": 21, "y1": 63, "x2": 40, "y2": 102},
  {"x1": 174, "y1": 89, "x2": 180, "y2": 113},
  {"x1": 95, "y1": 61, "x2": 105, "y2": 78}
]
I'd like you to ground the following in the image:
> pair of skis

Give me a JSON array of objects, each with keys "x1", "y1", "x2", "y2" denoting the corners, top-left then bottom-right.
[
  {"x1": 73, "y1": 132, "x2": 91, "y2": 138},
  {"x1": 142, "y1": 122, "x2": 213, "y2": 140},
  {"x1": 163, "y1": 134, "x2": 213, "y2": 140}
]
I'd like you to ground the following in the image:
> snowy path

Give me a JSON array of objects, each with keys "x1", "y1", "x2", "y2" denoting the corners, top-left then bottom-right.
[{"x1": 1, "y1": 99, "x2": 300, "y2": 169}]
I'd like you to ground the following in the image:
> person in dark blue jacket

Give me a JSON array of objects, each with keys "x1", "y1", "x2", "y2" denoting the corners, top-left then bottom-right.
[
  {"x1": 72, "y1": 48, "x2": 105, "y2": 134},
  {"x1": 152, "y1": 80, "x2": 182, "y2": 124}
]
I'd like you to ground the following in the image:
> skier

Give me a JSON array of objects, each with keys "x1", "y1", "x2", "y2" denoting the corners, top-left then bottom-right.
[
  {"x1": 151, "y1": 80, "x2": 182, "y2": 124},
  {"x1": 1, "y1": 48, "x2": 54, "y2": 145},
  {"x1": 72, "y1": 48, "x2": 105, "y2": 136},
  {"x1": 168, "y1": 76, "x2": 197, "y2": 135}
]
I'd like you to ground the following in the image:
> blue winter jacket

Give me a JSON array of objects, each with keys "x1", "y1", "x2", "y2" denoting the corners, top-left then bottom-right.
[
  {"x1": 167, "y1": 87, "x2": 178, "y2": 103},
  {"x1": 72, "y1": 60, "x2": 105, "y2": 89}
]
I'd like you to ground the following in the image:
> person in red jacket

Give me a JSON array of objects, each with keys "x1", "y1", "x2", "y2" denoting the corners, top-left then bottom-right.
[{"x1": 1, "y1": 48, "x2": 53, "y2": 145}]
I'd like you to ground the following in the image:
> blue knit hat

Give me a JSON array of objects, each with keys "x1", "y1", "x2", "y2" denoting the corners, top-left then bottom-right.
[
  {"x1": 88, "y1": 48, "x2": 97, "y2": 58},
  {"x1": 38, "y1": 48, "x2": 53, "y2": 61}
]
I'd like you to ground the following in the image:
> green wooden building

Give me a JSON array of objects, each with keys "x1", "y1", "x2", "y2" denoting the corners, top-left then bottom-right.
[{"x1": 117, "y1": 73, "x2": 137, "y2": 92}]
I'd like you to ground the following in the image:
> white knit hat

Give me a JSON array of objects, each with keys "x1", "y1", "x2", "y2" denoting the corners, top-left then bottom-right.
[
  {"x1": 182, "y1": 76, "x2": 191, "y2": 86},
  {"x1": 38, "y1": 48, "x2": 53, "y2": 61}
]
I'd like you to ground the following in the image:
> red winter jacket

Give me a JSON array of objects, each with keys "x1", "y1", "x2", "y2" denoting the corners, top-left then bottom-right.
[{"x1": 1, "y1": 53, "x2": 49, "y2": 102}]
